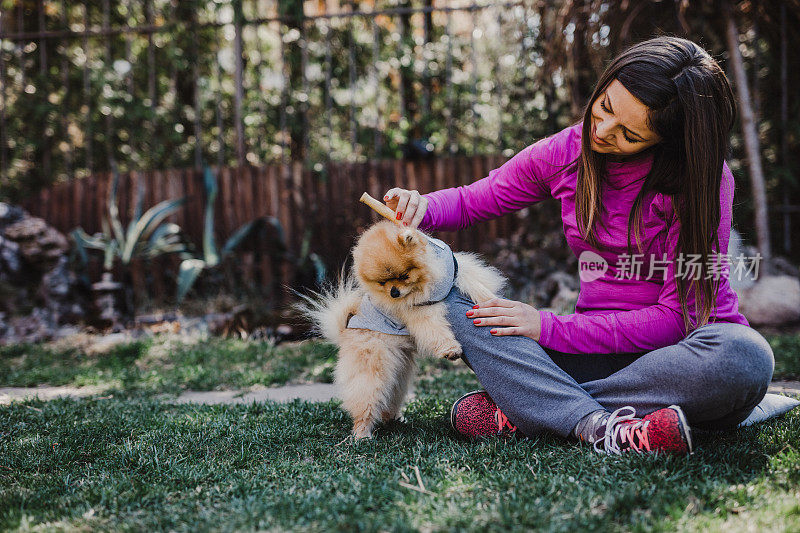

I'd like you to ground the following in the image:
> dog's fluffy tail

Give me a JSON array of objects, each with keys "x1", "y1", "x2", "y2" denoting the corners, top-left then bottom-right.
[
  {"x1": 453, "y1": 252, "x2": 507, "y2": 304},
  {"x1": 292, "y1": 269, "x2": 362, "y2": 345}
]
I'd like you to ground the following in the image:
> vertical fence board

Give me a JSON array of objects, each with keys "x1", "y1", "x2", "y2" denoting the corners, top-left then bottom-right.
[
  {"x1": 247, "y1": 165, "x2": 259, "y2": 225},
  {"x1": 219, "y1": 166, "x2": 233, "y2": 244},
  {"x1": 166, "y1": 169, "x2": 179, "y2": 224},
  {"x1": 404, "y1": 160, "x2": 417, "y2": 193},
  {"x1": 277, "y1": 163, "x2": 290, "y2": 252},
  {"x1": 229, "y1": 166, "x2": 242, "y2": 232},
  {"x1": 323, "y1": 164, "x2": 335, "y2": 265},
  {"x1": 292, "y1": 161, "x2": 304, "y2": 251},
  {"x1": 144, "y1": 170, "x2": 156, "y2": 224},
  {"x1": 235, "y1": 166, "x2": 246, "y2": 243},
  {"x1": 93, "y1": 174, "x2": 104, "y2": 234},
  {"x1": 267, "y1": 164, "x2": 279, "y2": 220},
  {"x1": 182, "y1": 169, "x2": 193, "y2": 240}
]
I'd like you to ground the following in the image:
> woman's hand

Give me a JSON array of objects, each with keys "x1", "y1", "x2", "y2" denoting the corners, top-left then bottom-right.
[
  {"x1": 466, "y1": 297, "x2": 542, "y2": 341},
  {"x1": 383, "y1": 188, "x2": 428, "y2": 228}
]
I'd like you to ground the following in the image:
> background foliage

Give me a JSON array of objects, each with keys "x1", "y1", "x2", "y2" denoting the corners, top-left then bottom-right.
[{"x1": 0, "y1": 0, "x2": 799, "y2": 258}]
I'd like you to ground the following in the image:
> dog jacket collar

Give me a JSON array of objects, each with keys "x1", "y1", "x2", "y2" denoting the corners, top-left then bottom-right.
[
  {"x1": 415, "y1": 237, "x2": 458, "y2": 306},
  {"x1": 346, "y1": 236, "x2": 457, "y2": 336},
  {"x1": 346, "y1": 293, "x2": 410, "y2": 335}
]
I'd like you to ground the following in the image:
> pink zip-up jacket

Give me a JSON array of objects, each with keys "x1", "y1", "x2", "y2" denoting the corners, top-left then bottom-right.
[{"x1": 419, "y1": 123, "x2": 749, "y2": 354}]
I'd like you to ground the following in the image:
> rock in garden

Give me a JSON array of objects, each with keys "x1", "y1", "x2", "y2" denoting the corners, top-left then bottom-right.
[
  {"x1": 0, "y1": 205, "x2": 87, "y2": 343},
  {"x1": 736, "y1": 275, "x2": 800, "y2": 326},
  {"x1": 0, "y1": 234, "x2": 20, "y2": 281},
  {"x1": 3, "y1": 216, "x2": 69, "y2": 268},
  {"x1": 0, "y1": 202, "x2": 26, "y2": 230}
]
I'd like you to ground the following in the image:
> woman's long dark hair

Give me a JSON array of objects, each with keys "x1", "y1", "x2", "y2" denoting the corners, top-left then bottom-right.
[{"x1": 576, "y1": 36, "x2": 737, "y2": 332}]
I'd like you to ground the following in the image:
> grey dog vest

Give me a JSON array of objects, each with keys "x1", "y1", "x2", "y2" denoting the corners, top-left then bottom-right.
[{"x1": 346, "y1": 236, "x2": 457, "y2": 336}]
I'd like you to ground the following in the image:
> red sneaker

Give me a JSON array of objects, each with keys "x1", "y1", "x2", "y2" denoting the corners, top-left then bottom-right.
[
  {"x1": 450, "y1": 390, "x2": 518, "y2": 438},
  {"x1": 595, "y1": 405, "x2": 693, "y2": 455}
]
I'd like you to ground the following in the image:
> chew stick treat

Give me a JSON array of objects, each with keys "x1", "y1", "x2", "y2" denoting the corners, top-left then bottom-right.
[{"x1": 359, "y1": 192, "x2": 401, "y2": 225}]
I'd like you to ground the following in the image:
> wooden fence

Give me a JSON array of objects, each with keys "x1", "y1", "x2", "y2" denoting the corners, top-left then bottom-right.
[{"x1": 20, "y1": 155, "x2": 522, "y2": 302}]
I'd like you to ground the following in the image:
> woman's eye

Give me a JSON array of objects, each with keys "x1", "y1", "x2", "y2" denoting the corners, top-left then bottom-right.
[
  {"x1": 600, "y1": 98, "x2": 610, "y2": 113},
  {"x1": 623, "y1": 132, "x2": 641, "y2": 144}
]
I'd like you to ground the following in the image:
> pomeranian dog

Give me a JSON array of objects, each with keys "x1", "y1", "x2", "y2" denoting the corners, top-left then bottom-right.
[{"x1": 298, "y1": 220, "x2": 505, "y2": 439}]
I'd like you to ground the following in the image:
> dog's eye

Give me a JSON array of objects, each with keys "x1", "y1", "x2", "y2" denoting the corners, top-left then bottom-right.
[
  {"x1": 398, "y1": 274, "x2": 409, "y2": 281},
  {"x1": 378, "y1": 281, "x2": 386, "y2": 286}
]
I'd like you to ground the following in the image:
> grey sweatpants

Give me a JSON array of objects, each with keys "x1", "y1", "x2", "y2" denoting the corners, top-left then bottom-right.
[{"x1": 443, "y1": 287, "x2": 775, "y2": 437}]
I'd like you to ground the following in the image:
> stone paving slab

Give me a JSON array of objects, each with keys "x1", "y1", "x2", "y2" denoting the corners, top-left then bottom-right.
[
  {"x1": 0, "y1": 385, "x2": 111, "y2": 404},
  {"x1": 1, "y1": 382, "x2": 798, "y2": 406},
  {"x1": 768, "y1": 381, "x2": 800, "y2": 395},
  {"x1": 0, "y1": 384, "x2": 337, "y2": 405},
  {"x1": 169, "y1": 384, "x2": 337, "y2": 405}
]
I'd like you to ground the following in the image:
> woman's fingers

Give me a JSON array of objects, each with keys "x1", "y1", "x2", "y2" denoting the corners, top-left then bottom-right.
[
  {"x1": 466, "y1": 306, "x2": 513, "y2": 318},
  {"x1": 490, "y1": 327, "x2": 522, "y2": 336},
  {"x1": 409, "y1": 195, "x2": 428, "y2": 228},
  {"x1": 397, "y1": 190, "x2": 420, "y2": 224},
  {"x1": 382, "y1": 188, "x2": 424, "y2": 226},
  {"x1": 383, "y1": 188, "x2": 401, "y2": 211},
  {"x1": 471, "y1": 315, "x2": 514, "y2": 327},
  {"x1": 397, "y1": 191, "x2": 414, "y2": 223}
]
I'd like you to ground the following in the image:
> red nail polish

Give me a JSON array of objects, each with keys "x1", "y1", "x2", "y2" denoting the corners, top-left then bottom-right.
[
  {"x1": 491, "y1": 329, "x2": 497, "y2": 334},
  {"x1": 384, "y1": 195, "x2": 388, "y2": 200},
  {"x1": 466, "y1": 311, "x2": 473, "y2": 317},
  {"x1": 396, "y1": 212, "x2": 402, "y2": 220},
  {"x1": 474, "y1": 319, "x2": 480, "y2": 325},
  {"x1": 472, "y1": 305, "x2": 479, "y2": 309}
]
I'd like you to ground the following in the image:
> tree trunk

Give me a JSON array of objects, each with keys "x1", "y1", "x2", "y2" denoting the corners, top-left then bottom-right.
[
  {"x1": 232, "y1": 0, "x2": 246, "y2": 168},
  {"x1": 722, "y1": 0, "x2": 771, "y2": 271},
  {"x1": 780, "y1": 2, "x2": 790, "y2": 253},
  {"x1": 279, "y1": 0, "x2": 307, "y2": 161},
  {"x1": 399, "y1": 0, "x2": 418, "y2": 141},
  {"x1": 569, "y1": 1, "x2": 593, "y2": 120}
]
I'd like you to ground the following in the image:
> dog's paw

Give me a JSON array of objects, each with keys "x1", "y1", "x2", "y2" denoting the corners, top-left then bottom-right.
[
  {"x1": 353, "y1": 421, "x2": 374, "y2": 440},
  {"x1": 353, "y1": 427, "x2": 373, "y2": 440},
  {"x1": 381, "y1": 411, "x2": 405, "y2": 423},
  {"x1": 439, "y1": 344, "x2": 463, "y2": 361}
]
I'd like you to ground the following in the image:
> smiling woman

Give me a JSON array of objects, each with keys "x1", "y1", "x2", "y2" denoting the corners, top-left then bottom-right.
[{"x1": 383, "y1": 36, "x2": 777, "y2": 457}]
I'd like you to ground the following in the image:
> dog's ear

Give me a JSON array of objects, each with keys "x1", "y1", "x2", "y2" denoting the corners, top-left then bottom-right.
[{"x1": 397, "y1": 228, "x2": 417, "y2": 247}]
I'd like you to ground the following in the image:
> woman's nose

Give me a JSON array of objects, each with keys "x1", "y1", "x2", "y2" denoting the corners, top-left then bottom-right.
[{"x1": 596, "y1": 120, "x2": 613, "y2": 139}]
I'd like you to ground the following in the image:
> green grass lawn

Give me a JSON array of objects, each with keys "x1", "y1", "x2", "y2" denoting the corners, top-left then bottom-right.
[
  {"x1": 0, "y1": 336, "x2": 338, "y2": 395},
  {"x1": 1, "y1": 332, "x2": 799, "y2": 531},
  {"x1": 2, "y1": 331, "x2": 799, "y2": 396},
  {"x1": 1, "y1": 374, "x2": 799, "y2": 531}
]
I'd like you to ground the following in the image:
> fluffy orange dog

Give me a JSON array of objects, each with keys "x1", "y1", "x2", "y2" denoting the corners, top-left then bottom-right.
[{"x1": 299, "y1": 220, "x2": 505, "y2": 439}]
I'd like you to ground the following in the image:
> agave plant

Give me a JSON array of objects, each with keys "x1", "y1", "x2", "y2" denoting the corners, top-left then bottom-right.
[
  {"x1": 177, "y1": 167, "x2": 273, "y2": 302},
  {"x1": 176, "y1": 167, "x2": 328, "y2": 303},
  {"x1": 72, "y1": 162, "x2": 188, "y2": 272}
]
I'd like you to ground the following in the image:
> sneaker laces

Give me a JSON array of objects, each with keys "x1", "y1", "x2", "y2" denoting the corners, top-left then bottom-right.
[
  {"x1": 594, "y1": 406, "x2": 651, "y2": 455},
  {"x1": 494, "y1": 409, "x2": 517, "y2": 434}
]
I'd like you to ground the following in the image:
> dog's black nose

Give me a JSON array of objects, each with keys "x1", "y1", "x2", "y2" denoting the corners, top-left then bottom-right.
[{"x1": 390, "y1": 286, "x2": 400, "y2": 298}]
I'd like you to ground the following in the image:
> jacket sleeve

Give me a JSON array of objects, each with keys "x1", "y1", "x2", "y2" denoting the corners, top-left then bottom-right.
[
  {"x1": 537, "y1": 164, "x2": 736, "y2": 354},
  {"x1": 418, "y1": 130, "x2": 571, "y2": 232}
]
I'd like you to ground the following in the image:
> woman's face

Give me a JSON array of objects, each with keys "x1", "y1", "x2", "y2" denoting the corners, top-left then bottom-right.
[{"x1": 589, "y1": 79, "x2": 662, "y2": 156}]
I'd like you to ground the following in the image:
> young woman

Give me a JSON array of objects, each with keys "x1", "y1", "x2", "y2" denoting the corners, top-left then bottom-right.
[{"x1": 383, "y1": 36, "x2": 774, "y2": 455}]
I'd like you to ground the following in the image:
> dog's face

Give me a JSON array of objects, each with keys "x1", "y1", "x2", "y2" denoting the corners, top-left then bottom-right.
[{"x1": 352, "y1": 221, "x2": 432, "y2": 306}]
